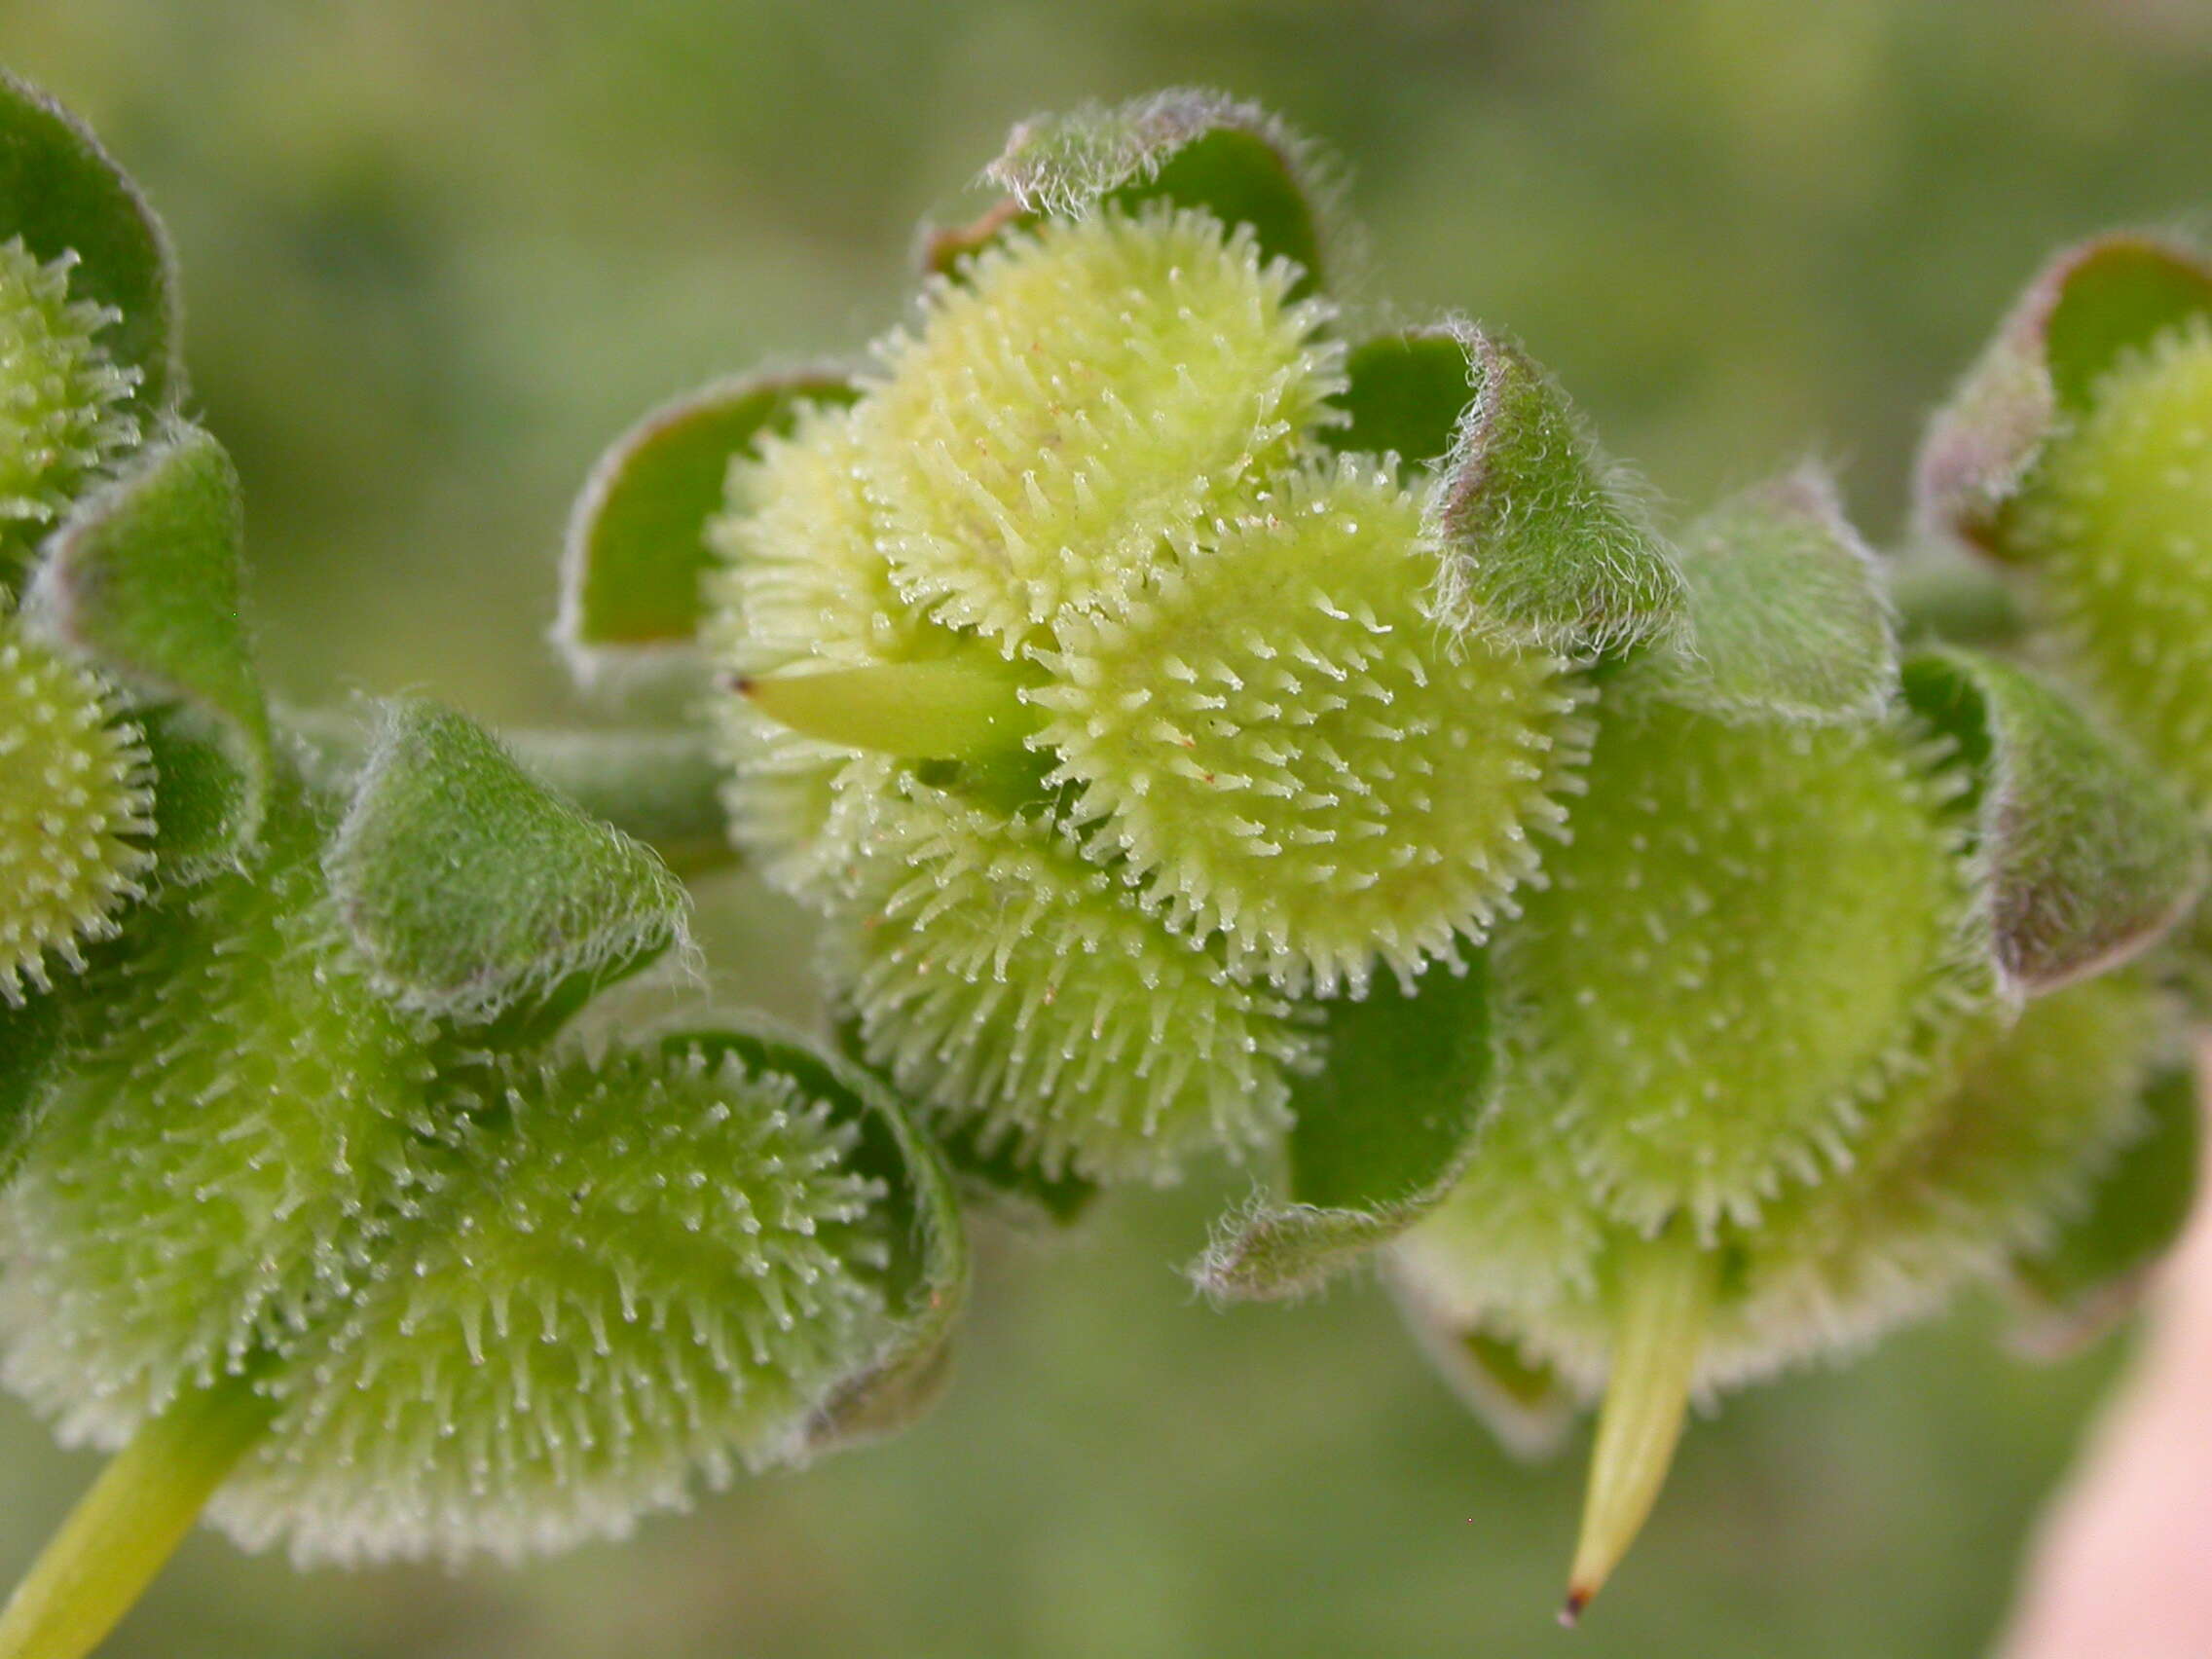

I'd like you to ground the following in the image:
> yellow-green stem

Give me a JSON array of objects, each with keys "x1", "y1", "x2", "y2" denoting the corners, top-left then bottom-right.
[
  {"x1": 737, "y1": 651, "x2": 1040, "y2": 760},
  {"x1": 0, "y1": 1378, "x2": 276, "y2": 1659},
  {"x1": 1563, "y1": 1230, "x2": 1715, "y2": 1626}
]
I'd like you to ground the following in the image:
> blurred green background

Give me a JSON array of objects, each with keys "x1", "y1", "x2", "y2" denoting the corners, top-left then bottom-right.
[{"x1": 3, "y1": 1, "x2": 2208, "y2": 1653}]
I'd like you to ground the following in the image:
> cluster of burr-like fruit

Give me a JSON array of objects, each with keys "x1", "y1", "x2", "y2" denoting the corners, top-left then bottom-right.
[{"x1": 6, "y1": 77, "x2": 2212, "y2": 1659}]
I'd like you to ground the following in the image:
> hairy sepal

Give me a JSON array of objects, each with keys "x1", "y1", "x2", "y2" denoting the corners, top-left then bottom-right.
[
  {"x1": 1649, "y1": 466, "x2": 1899, "y2": 726},
  {"x1": 983, "y1": 88, "x2": 1337, "y2": 295},
  {"x1": 0, "y1": 70, "x2": 184, "y2": 414},
  {"x1": 24, "y1": 422, "x2": 270, "y2": 879},
  {"x1": 1193, "y1": 956, "x2": 1492, "y2": 1301},
  {"x1": 1914, "y1": 231, "x2": 2212, "y2": 555},
  {"x1": 559, "y1": 368, "x2": 859, "y2": 691},
  {"x1": 1422, "y1": 322, "x2": 1683, "y2": 657},
  {"x1": 326, "y1": 698, "x2": 692, "y2": 1034},
  {"x1": 1901, "y1": 648, "x2": 2203, "y2": 995}
]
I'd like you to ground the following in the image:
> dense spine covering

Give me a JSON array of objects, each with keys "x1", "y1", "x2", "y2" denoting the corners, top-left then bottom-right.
[
  {"x1": 832, "y1": 778, "x2": 1313, "y2": 1180},
  {"x1": 0, "y1": 239, "x2": 139, "y2": 551},
  {"x1": 0, "y1": 792, "x2": 438, "y2": 1445},
  {"x1": 2008, "y1": 318, "x2": 2212, "y2": 803},
  {"x1": 711, "y1": 205, "x2": 1593, "y2": 1178},
  {"x1": 0, "y1": 609, "x2": 152, "y2": 1002},
  {"x1": 210, "y1": 1043, "x2": 899, "y2": 1566}
]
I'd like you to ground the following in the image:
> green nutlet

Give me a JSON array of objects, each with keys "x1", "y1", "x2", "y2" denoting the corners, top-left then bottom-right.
[
  {"x1": 831, "y1": 777, "x2": 1314, "y2": 1183},
  {"x1": 0, "y1": 239, "x2": 140, "y2": 557},
  {"x1": 2007, "y1": 316, "x2": 2212, "y2": 806},
  {"x1": 0, "y1": 789, "x2": 436, "y2": 1446},
  {"x1": 0, "y1": 609, "x2": 152, "y2": 1003},
  {"x1": 208, "y1": 1040, "x2": 901, "y2": 1566}
]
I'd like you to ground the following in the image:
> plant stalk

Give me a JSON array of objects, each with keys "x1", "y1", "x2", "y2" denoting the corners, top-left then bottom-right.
[{"x1": 0, "y1": 1378, "x2": 277, "y2": 1659}]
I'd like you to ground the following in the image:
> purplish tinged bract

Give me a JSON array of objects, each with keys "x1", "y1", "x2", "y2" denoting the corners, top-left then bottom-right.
[
  {"x1": 0, "y1": 609, "x2": 152, "y2": 1002},
  {"x1": 209, "y1": 1041, "x2": 900, "y2": 1567}
]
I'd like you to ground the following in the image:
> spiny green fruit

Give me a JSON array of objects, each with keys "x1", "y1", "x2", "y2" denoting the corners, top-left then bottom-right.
[
  {"x1": 2007, "y1": 316, "x2": 2212, "y2": 804},
  {"x1": 207, "y1": 1040, "x2": 899, "y2": 1566},
  {"x1": 1031, "y1": 458, "x2": 1590, "y2": 995},
  {"x1": 1392, "y1": 971, "x2": 2163, "y2": 1614},
  {"x1": 710, "y1": 201, "x2": 1596, "y2": 1173},
  {"x1": 0, "y1": 608, "x2": 153, "y2": 1003},
  {"x1": 860, "y1": 203, "x2": 1341, "y2": 645},
  {"x1": 0, "y1": 239, "x2": 140, "y2": 550},
  {"x1": 1493, "y1": 682, "x2": 1978, "y2": 1239},
  {"x1": 0, "y1": 787, "x2": 437, "y2": 1446},
  {"x1": 706, "y1": 395, "x2": 1005, "y2": 899},
  {"x1": 831, "y1": 775, "x2": 1313, "y2": 1182}
]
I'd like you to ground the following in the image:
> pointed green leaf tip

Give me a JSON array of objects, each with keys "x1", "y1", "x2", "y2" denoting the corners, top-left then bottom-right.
[
  {"x1": 1649, "y1": 466, "x2": 1899, "y2": 725},
  {"x1": 1391, "y1": 969, "x2": 2167, "y2": 1462},
  {"x1": 26, "y1": 421, "x2": 271, "y2": 878},
  {"x1": 1193, "y1": 956, "x2": 1492, "y2": 1301},
  {"x1": 1424, "y1": 322, "x2": 1685, "y2": 657},
  {"x1": 1901, "y1": 648, "x2": 2203, "y2": 994},
  {"x1": 558, "y1": 369, "x2": 859, "y2": 686},
  {"x1": 0, "y1": 71, "x2": 183, "y2": 415},
  {"x1": 984, "y1": 88, "x2": 1334, "y2": 295},
  {"x1": 1564, "y1": 1233, "x2": 1714, "y2": 1624},
  {"x1": 326, "y1": 698, "x2": 690, "y2": 1027},
  {"x1": 0, "y1": 607, "x2": 152, "y2": 1003}
]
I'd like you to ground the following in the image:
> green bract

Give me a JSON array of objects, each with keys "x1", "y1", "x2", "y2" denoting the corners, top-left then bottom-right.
[{"x1": 8, "y1": 73, "x2": 2212, "y2": 1655}]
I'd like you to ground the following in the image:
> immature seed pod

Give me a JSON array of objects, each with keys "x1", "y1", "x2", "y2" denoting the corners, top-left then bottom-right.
[
  {"x1": 1393, "y1": 921, "x2": 2163, "y2": 1616},
  {"x1": 0, "y1": 788, "x2": 436, "y2": 1446},
  {"x1": 2006, "y1": 316, "x2": 2212, "y2": 803},
  {"x1": 858, "y1": 203, "x2": 1343, "y2": 645},
  {"x1": 1493, "y1": 682, "x2": 1977, "y2": 1241},
  {"x1": 1032, "y1": 458, "x2": 1589, "y2": 994},
  {"x1": 706, "y1": 398, "x2": 1011, "y2": 899},
  {"x1": 0, "y1": 608, "x2": 153, "y2": 1003},
  {"x1": 831, "y1": 775, "x2": 1313, "y2": 1183},
  {"x1": 0, "y1": 239, "x2": 140, "y2": 548},
  {"x1": 206, "y1": 1040, "x2": 901, "y2": 1566}
]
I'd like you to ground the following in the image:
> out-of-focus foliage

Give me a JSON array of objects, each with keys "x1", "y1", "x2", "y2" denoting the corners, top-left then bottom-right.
[{"x1": 5, "y1": 1, "x2": 2209, "y2": 1653}]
